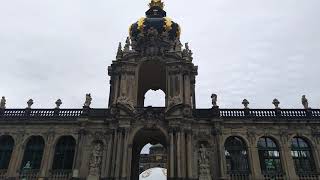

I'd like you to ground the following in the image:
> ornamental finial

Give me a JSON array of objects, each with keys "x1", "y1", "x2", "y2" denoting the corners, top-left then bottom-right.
[{"x1": 149, "y1": 0, "x2": 164, "y2": 9}]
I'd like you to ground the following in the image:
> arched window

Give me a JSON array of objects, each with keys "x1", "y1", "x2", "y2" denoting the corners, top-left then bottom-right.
[
  {"x1": 258, "y1": 137, "x2": 282, "y2": 173},
  {"x1": 144, "y1": 89, "x2": 166, "y2": 107},
  {"x1": 291, "y1": 137, "x2": 316, "y2": 173},
  {"x1": 225, "y1": 136, "x2": 250, "y2": 173},
  {"x1": 52, "y1": 136, "x2": 76, "y2": 170},
  {"x1": 21, "y1": 136, "x2": 45, "y2": 170},
  {"x1": 0, "y1": 136, "x2": 14, "y2": 170}
]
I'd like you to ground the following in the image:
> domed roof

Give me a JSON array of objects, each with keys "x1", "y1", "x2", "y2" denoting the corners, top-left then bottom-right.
[
  {"x1": 129, "y1": 0, "x2": 181, "y2": 54},
  {"x1": 139, "y1": 167, "x2": 167, "y2": 180}
]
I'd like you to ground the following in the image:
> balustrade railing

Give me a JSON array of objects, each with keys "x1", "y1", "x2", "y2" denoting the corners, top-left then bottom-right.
[
  {"x1": 0, "y1": 170, "x2": 7, "y2": 179},
  {"x1": 19, "y1": 169, "x2": 40, "y2": 180},
  {"x1": 228, "y1": 171, "x2": 250, "y2": 180},
  {"x1": 48, "y1": 170, "x2": 73, "y2": 180},
  {"x1": 262, "y1": 172, "x2": 285, "y2": 180},
  {"x1": 1, "y1": 108, "x2": 320, "y2": 121},
  {"x1": 298, "y1": 172, "x2": 320, "y2": 180}
]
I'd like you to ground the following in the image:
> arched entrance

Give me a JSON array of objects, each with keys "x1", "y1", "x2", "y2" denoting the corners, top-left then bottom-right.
[{"x1": 130, "y1": 128, "x2": 168, "y2": 180}]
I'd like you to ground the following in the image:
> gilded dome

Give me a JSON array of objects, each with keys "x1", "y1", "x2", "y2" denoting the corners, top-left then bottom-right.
[{"x1": 129, "y1": 0, "x2": 181, "y2": 53}]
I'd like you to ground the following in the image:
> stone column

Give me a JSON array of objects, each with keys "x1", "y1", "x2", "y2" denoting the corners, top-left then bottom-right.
[
  {"x1": 184, "y1": 74, "x2": 191, "y2": 105},
  {"x1": 218, "y1": 135, "x2": 227, "y2": 180},
  {"x1": 186, "y1": 131, "x2": 193, "y2": 179},
  {"x1": 115, "y1": 128, "x2": 124, "y2": 179},
  {"x1": 103, "y1": 133, "x2": 113, "y2": 178},
  {"x1": 110, "y1": 130, "x2": 118, "y2": 178},
  {"x1": 169, "y1": 129, "x2": 175, "y2": 178},
  {"x1": 248, "y1": 145, "x2": 263, "y2": 179},
  {"x1": 280, "y1": 144, "x2": 299, "y2": 180},
  {"x1": 177, "y1": 130, "x2": 182, "y2": 178},
  {"x1": 7, "y1": 138, "x2": 25, "y2": 178},
  {"x1": 121, "y1": 129, "x2": 129, "y2": 179},
  {"x1": 181, "y1": 131, "x2": 187, "y2": 178},
  {"x1": 40, "y1": 138, "x2": 55, "y2": 178},
  {"x1": 73, "y1": 129, "x2": 87, "y2": 177}
]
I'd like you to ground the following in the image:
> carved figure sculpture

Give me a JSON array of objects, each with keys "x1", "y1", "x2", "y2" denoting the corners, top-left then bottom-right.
[
  {"x1": 84, "y1": 94, "x2": 92, "y2": 107},
  {"x1": 302, "y1": 95, "x2": 309, "y2": 109},
  {"x1": 27, "y1": 99, "x2": 34, "y2": 109},
  {"x1": 242, "y1": 99, "x2": 249, "y2": 109},
  {"x1": 0, "y1": 96, "x2": 6, "y2": 109},
  {"x1": 55, "y1": 99, "x2": 62, "y2": 109},
  {"x1": 199, "y1": 144, "x2": 212, "y2": 180},
  {"x1": 272, "y1": 99, "x2": 280, "y2": 109},
  {"x1": 89, "y1": 142, "x2": 103, "y2": 176},
  {"x1": 211, "y1": 94, "x2": 218, "y2": 108}
]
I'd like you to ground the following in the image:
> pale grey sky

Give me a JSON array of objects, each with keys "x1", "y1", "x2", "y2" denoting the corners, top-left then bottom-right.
[{"x1": 1, "y1": 0, "x2": 320, "y2": 109}]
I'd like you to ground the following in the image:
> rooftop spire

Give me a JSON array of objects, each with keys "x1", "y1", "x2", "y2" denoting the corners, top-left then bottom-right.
[{"x1": 149, "y1": 0, "x2": 164, "y2": 9}]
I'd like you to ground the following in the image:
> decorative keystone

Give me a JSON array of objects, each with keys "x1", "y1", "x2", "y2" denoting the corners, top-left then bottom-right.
[
  {"x1": 242, "y1": 99, "x2": 249, "y2": 109},
  {"x1": 55, "y1": 99, "x2": 62, "y2": 109},
  {"x1": 272, "y1": 99, "x2": 280, "y2": 109},
  {"x1": 0, "y1": 96, "x2": 6, "y2": 109},
  {"x1": 27, "y1": 99, "x2": 34, "y2": 109},
  {"x1": 301, "y1": 95, "x2": 309, "y2": 109}
]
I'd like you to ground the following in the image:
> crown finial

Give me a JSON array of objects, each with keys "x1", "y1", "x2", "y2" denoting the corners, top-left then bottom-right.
[{"x1": 149, "y1": 0, "x2": 164, "y2": 9}]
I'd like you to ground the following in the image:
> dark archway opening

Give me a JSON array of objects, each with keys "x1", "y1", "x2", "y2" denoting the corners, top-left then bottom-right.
[
  {"x1": 131, "y1": 128, "x2": 168, "y2": 180},
  {"x1": 138, "y1": 60, "x2": 166, "y2": 107}
]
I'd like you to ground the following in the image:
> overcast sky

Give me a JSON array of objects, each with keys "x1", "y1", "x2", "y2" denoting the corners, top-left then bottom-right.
[{"x1": 0, "y1": 0, "x2": 320, "y2": 109}]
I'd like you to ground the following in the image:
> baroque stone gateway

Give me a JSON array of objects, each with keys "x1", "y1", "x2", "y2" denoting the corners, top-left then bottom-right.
[{"x1": 1, "y1": 1, "x2": 320, "y2": 180}]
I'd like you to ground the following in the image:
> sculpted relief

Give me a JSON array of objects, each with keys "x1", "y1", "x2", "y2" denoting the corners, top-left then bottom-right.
[{"x1": 89, "y1": 141, "x2": 104, "y2": 176}]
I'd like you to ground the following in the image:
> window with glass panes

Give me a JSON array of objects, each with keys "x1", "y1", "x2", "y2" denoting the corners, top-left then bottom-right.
[
  {"x1": 52, "y1": 136, "x2": 76, "y2": 170},
  {"x1": 258, "y1": 137, "x2": 282, "y2": 173},
  {"x1": 291, "y1": 137, "x2": 316, "y2": 173},
  {"x1": 225, "y1": 136, "x2": 250, "y2": 173},
  {"x1": 21, "y1": 136, "x2": 45, "y2": 170},
  {"x1": 0, "y1": 136, "x2": 14, "y2": 170}
]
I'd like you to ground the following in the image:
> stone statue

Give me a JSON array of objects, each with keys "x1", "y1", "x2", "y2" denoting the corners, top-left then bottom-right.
[
  {"x1": 84, "y1": 94, "x2": 92, "y2": 107},
  {"x1": 242, "y1": 99, "x2": 249, "y2": 109},
  {"x1": 302, "y1": 95, "x2": 309, "y2": 109},
  {"x1": 89, "y1": 142, "x2": 103, "y2": 176},
  {"x1": 55, "y1": 99, "x2": 62, "y2": 109},
  {"x1": 27, "y1": 99, "x2": 34, "y2": 109},
  {"x1": 199, "y1": 144, "x2": 211, "y2": 180},
  {"x1": 211, "y1": 94, "x2": 218, "y2": 108},
  {"x1": 116, "y1": 42, "x2": 123, "y2": 60},
  {"x1": 123, "y1": 37, "x2": 131, "y2": 53},
  {"x1": 0, "y1": 96, "x2": 6, "y2": 109},
  {"x1": 272, "y1": 98, "x2": 280, "y2": 109}
]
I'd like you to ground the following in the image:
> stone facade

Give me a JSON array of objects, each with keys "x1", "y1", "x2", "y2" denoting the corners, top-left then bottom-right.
[{"x1": 1, "y1": 1, "x2": 320, "y2": 180}]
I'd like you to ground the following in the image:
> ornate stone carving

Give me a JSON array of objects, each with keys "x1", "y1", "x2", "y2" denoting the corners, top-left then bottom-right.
[
  {"x1": 302, "y1": 95, "x2": 309, "y2": 109},
  {"x1": 168, "y1": 96, "x2": 182, "y2": 107},
  {"x1": 116, "y1": 42, "x2": 123, "y2": 60},
  {"x1": 199, "y1": 144, "x2": 212, "y2": 180},
  {"x1": 123, "y1": 37, "x2": 131, "y2": 53},
  {"x1": 55, "y1": 99, "x2": 62, "y2": 109},
  {"x1": 116, "y1": 96, "x2": 135, "y2": 111},
  {"x1": 272, "y1": 98, "x2": 280, "y2": 109},
  {"x1": 27, "y1": 99, "x2": 34, "y2": 109},
  {"x1": 182, "y1": 42, "x2": 193, "y2": 61},
  {"x1": 0, "y1": 96, "x2": 6, "y2": 109},
  {"x1": 211, "y1": 94, "x2": 218, "y2": 108},
  {"x1": 89, "y1": 142, "x2": 104, "y2": 176},
  {"x1": 84, "y1": 94, "x2": 92, "y2": 108},
  {"x1": 242, "y1": 99, "x2": 249, "y2": 109}
]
